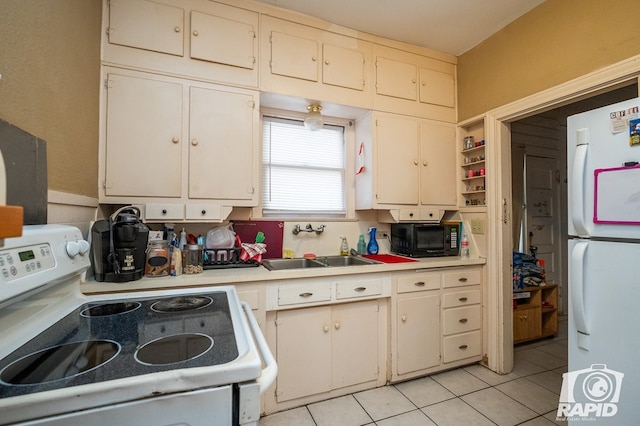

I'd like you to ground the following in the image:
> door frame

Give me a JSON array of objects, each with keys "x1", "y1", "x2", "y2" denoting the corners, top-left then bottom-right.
[{"x1": 483, "y1": 54, "x2": 640, "y2": 374}]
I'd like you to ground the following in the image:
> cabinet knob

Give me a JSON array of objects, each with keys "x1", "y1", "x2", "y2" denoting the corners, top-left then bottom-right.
[
  {"x1": 193, "y1": 30, "x2": 199, "y2": 37},
  {"x1": 174, "y1": 26, "x2": 181, "y2": 33},
  {"x1": 312, "y1": 56, "x2": 317, "y2": 62},
  {"x1": 162, "y1": 209, "x2": 167, "y2": 214},
  {"x1": 401, "y1": 315, "x2": 407, "y2": 323},
  {"x1": 201, "y1": 209, "x2": 206, "y2": 215},
  {"x1": 334, "y1": 322, "x2": 340, "y2": 330},
  {"x1": 423, "y1": 161, "x2": 428, "y2": 166},
  {"x1": 172, "y1": 137, "x2": 180, "y2": 144},
  {"x1": 413, "y1": 160, "x2": 418, "y2": 165},
  {"x1": 411, "y1": 79, "x2": 416, "y2": 84},
  {"x1": 323, "y1": 325, "x2": 330, "y2": 333},
  {"x1": 324, "y1": 60, "x2": 330, "y2": 65},
  {"x1": 191, "y1": 139, "x2": 198, "y2": 146}
]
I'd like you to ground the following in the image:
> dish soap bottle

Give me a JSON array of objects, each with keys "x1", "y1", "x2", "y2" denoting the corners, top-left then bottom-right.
[
  {"x1": 460, "y1": 234, "x2": 470, "y2": 258},
  {"x1": 357, "y1": 234, "x2": 366, "y2": 254},
  {"x1": 367, "y1": 227, "x2": 379, "y2": 255},
  {"x1": 340, "y1": 236, "x2": 349, "y2": 256}
]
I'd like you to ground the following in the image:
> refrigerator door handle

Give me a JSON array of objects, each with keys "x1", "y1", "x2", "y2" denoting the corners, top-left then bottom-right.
[
  {"x1": 570, "y1": 134, "x2": 589, "y2": 236},
  {"x1": 570, "y1": 240, "x2": 589, "y2": 340}
]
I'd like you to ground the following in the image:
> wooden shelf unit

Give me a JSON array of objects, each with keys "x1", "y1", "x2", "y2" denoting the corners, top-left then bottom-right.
[{"x1": 513, "y1": 284, "x2": 558, "y2": 344}]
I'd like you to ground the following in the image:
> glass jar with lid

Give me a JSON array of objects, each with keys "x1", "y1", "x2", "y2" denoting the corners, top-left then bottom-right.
[
  {"x1": 182, "y1": 244, "x2": 204, "y2": 274},
  {"x1": 145, "y1": 240, "x2": 170, "y2": 277}
]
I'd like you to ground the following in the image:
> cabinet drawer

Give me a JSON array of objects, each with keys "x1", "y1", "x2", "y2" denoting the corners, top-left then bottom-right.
[
  {"x1": 442, "y1": 288, "x2": 481, "y2": 308},
  {"x1": 186, "y1": 204, "x2": 226, "y2": 221},
  {"x1": 442, "y1": 268, "x2": 482, "y2": 288},
  {"x1": 144, "y1": 203, "x2": 184, "y2": 220},
  {"x1": 397, "y1": 272, "x2": 440, "y2": 293},
  {"x1": 278, "y1": 284, "x2": 332, "y2": 306},
  {"x1": 336, "y1": 278, "x2": 382, "y2": 300},
  {"x1": 442, "y1": 330, "x2": 481, "y2": 363},
  {"x1": 442, "y1": 305, "x2": 481, "y2": 335}
]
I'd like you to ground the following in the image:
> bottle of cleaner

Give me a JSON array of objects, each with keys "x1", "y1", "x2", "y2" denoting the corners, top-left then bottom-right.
[
  {"x1": 357, "y1": 234, "x2": 367, "y2": 254},
  {"x1": 340, "y1": 236, "x2": 349, "y2": 256},
  {"x1": 179, "y1": 228, "x2": 188, "y2": 251},
  {"x1": 367, "y1": 227, "x2": 379, "y2": 255},
  {"x1": 460, "y1": 234, "x2": 470, "y2": 258}
]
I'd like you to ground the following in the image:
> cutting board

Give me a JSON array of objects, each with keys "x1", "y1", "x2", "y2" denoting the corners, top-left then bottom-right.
[
  {"x1": 232, "y1": 220, "x2": 284, "y2": 259},
  {"x1": 363, "y1": 254, "x2": 417, "y2": 263}
]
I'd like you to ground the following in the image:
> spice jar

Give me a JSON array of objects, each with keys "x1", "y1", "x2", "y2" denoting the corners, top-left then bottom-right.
[
  {"x1": 464, "y1": 136, "x2": 474, "y2": 150},
  {"x1": 182, "y1": 244, "x2": 204, "y2": 274},
  {"x1": 146, "y1": 240, "x2": 170, "y2": 277}
]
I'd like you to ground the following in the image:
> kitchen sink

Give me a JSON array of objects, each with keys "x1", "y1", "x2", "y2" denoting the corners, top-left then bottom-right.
[{"x1": 262, "y1": 255, "x2": 380, "y2": 271}]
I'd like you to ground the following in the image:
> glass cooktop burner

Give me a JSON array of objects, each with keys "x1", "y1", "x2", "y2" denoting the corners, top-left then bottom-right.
[
  {"x1": 135, "y1": 334, "x2": 214, "y2": 366},
  {"x1": 0, "y1": 340, "x2": 120, "y2": 386},
  {"x1": 80, "y1": 302, "x2": 142, "y2": 317},
  {"x1": 150, "y1": 296, "x2": 213, "y2": 313}
]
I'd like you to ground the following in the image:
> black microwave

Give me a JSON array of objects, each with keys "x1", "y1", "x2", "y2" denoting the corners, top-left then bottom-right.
[{"x1": 390, "y1": 223, "x2": 459, "y2": 257}]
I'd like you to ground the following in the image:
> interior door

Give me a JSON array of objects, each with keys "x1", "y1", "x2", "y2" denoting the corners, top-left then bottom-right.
[{"x1": 525, "y1": 155, "x2": 562, "y2": 289}]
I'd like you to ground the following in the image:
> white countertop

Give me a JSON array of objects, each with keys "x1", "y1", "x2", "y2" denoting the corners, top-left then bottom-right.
[{"x1": 81, "y1": 256, "x2": 486, "y2": 295}]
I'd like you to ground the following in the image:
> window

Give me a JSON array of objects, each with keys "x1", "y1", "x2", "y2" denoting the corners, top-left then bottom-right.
[{"x1": 262, "y1": 116, "x2": 346, "y2": 217}]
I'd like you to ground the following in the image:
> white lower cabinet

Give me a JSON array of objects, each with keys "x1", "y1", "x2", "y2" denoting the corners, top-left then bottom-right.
[
  {"x1": 274, "y1": 300, "x2": 381, "y2": 403},
  {"x1": 391, "y1": 266, "x2": 483, "y2": 382}
]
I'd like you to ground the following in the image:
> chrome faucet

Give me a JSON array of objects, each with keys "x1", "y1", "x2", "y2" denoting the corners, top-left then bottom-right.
[{"x1": 292, "y1": 224, "x2": 326, "y2": 235}]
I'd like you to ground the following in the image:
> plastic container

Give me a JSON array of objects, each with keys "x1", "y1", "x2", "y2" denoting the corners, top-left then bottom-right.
[
  {"x1": 145, "y1": 240, "x2": 170, "y2": 277},
  {"x1": 357, "y1": 234, "x2": 366, "y2": 254},
  {"x1": 182, "y1": 244, "x2": 204, "y2": 274},
  {"x1": 460, "y1": 234, "x2": 470, "y2": 259},
  {"x1": 367, "y1": 227, "x2": 379, "y2": 255},
  {"x1": 340, "y1": 237, "x2": 349, "y2": 256}
]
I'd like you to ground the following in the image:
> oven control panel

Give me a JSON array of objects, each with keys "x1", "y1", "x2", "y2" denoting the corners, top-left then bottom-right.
[{"x1": 0, "y1": 243, "x2": 56, "y2": 282}]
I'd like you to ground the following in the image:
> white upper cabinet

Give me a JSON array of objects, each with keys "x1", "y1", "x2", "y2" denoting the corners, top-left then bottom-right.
[
  {"x1": 261, "y1": 16, "x2": 372, "y2": 109},
  {"x1": 420, "y1": 121, "x2": 457, "y2": 207},
  {"x1": 103, "y1": 0, "x2": 259, "y2": 88},
  {"x1": 108, "y1": 0, "x2": 184, "y2": 56},
  {"x1": 270, "y1": 31, "x2": 319, "y2": 81},
  {"x1": 374, "y1": 44, "x2": 456, "y2": 122},
  {"x1": 100, "y1": 68, "x2": 259, "y2": 221},
  {"x1": 190, "y1": 10, "x2": 256, "y2": 70}
]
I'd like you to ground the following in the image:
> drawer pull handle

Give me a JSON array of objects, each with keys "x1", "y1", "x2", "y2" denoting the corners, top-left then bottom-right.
[
  {"x1": 458, "y1": 277, "x2": 468, "y2": 282},
  {"x1": 459, "y1": 318, "x2": 468, "y2": 323},
  {"x1": 300, "y1": 292, "x2": 313, "y2": 298},
  {"x1": 459, "y1": 344, "x2": 468, "y2": 350},
  {"x1": 459, "y1": 297, "x2": 468, "y2": 302},
  {"x1": 355, "y1": 286, "x2": 367, "y2": 292},
  {"x1": 415, "y1": 281, "x2": 426, "y2": 287}
]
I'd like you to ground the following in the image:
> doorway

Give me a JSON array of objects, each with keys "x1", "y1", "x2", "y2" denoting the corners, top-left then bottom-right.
[{"x1": 509, "y1": 84, "x2": 638, "y2": 320}]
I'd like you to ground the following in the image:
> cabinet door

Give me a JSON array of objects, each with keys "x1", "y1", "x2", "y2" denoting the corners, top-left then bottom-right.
[
  {"x1": 188, "y1": 86, "x2": 256, "y2": 201},
  {"x1": 513, "y1": 308, "x2": 542, "y2": 342},
  {"x1": 375, "y1": 57, "x2": 417, "y2": 100},
  {"x1": 108, "y1": 0, "x2": 184, "y2": 56},
  {"x1": 376, "y1": 114, "x2": 419, "y2": 205},
  {"x1": 419, "y1": 68, "x2": 455, "y2": 108},
  {"x1": 396, "y1": 293, "x2": 440, "y2": 375},
  {"x1": 104, "y1": 73, "x2": 183, "y2": 197},
  {"x1": 270, "y1": 31, "x2": 319, "y2": 82},
  {"x1": 420, "y1": 121, "x2": 456, "y2": 206},
  {"x1": 322, "y1": 44, "x2": 364, "y2": 91},
  {"x1": 331, "y1": 301, "x2": 379, "y2": 389},
  {"x1": 190, "y1": 10, "x2": 256, "y2": 70},
  {"x1": 275, "y1": 306, "x2": 331, "y2": 402}
]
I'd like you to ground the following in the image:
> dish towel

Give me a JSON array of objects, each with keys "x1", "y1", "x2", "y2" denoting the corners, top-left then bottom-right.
[{"x1": 240, "y1": 242, "x2": 267, "y2": 263}]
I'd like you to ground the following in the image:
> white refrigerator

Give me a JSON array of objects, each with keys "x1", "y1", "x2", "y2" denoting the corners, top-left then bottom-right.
[{"x1": 565, "y1": 97, "x2": 640, "y2": 424}]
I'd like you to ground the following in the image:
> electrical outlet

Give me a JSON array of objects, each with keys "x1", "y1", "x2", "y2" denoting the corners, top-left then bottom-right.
[{"x1": 471, "y1": 218, "x2": 485, "y2": 234}]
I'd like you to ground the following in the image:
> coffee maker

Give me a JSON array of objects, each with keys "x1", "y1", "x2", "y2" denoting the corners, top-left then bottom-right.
[{"x1": 90, "y1": 206, "x2": 149, "y2": 282}]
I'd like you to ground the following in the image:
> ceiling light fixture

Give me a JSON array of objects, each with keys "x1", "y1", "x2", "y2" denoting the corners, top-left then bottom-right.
[{"x1": 304, "y1": 104, "x2": 323, "y2": 131}]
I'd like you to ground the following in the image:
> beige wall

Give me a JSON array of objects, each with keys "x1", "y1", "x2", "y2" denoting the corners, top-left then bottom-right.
[
  {"x1": 457, "y1": 0, "x2": 640, "y2": 121},
  {"x1": 0, "y1": 0, "x2": 101, "y2": 198}
]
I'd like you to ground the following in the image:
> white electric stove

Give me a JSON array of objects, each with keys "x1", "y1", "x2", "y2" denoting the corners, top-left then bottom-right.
[{"x1": 0, "y1": 225, "x2": 276, "y2": 426}]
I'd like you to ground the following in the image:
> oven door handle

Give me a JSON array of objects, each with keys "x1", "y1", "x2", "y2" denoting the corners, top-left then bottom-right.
[{"x1": 241, "y1": 301, "x2": 277, "y2": 395}]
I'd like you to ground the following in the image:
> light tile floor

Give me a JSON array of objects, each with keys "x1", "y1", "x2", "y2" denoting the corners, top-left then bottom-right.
[{"x1": 260, "y1": 316, "x2": 568, "y2": 426}]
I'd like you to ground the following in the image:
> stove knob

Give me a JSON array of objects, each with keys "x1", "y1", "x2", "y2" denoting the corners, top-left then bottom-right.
[
  {"x1": 66, "y1": 241, "x2": 80, "y2": 258},
  {"x1": 78, "y1": 240, "x2": 90, "y2": 256}
]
